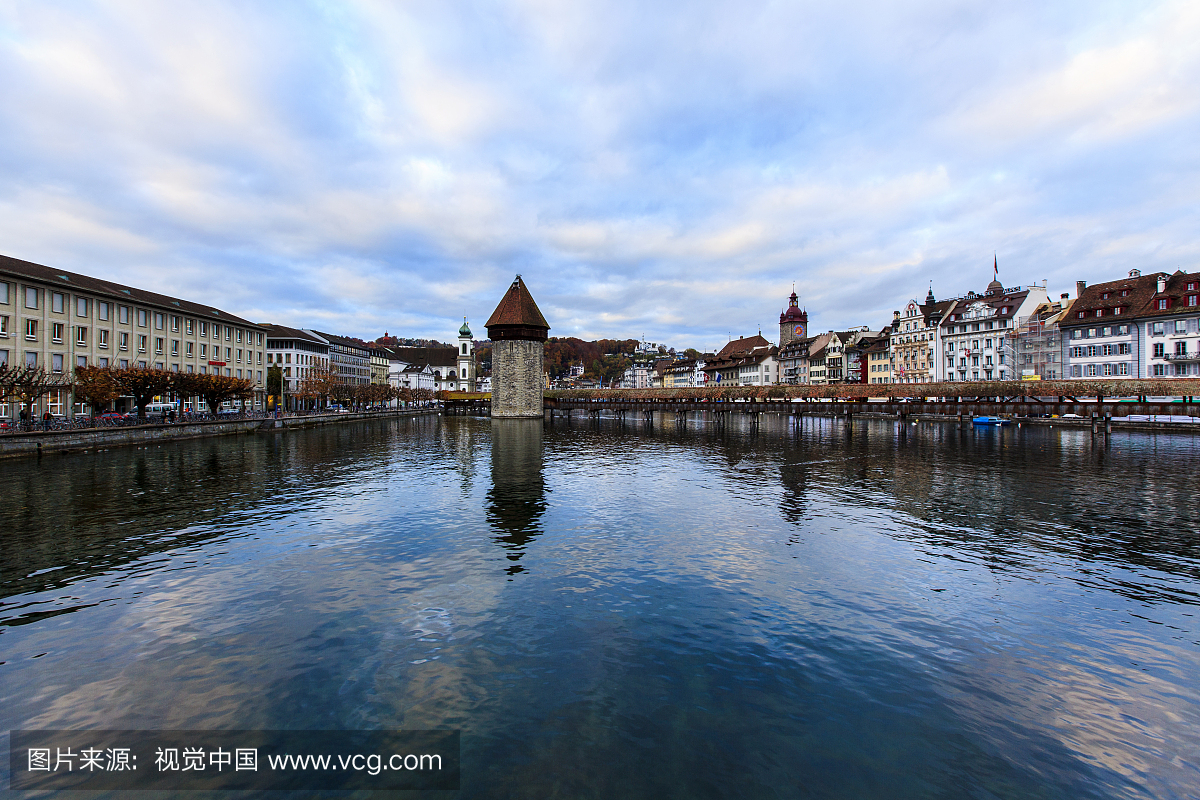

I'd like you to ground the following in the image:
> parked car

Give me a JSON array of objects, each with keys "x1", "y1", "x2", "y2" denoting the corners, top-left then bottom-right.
[{"x1": 99, "y1": 411, "x2": 130, "y2": 421}]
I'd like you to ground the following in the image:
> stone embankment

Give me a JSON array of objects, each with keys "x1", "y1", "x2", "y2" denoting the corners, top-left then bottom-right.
[{"x1": 0, "y1": 409, "x2": 436, "y2": 460}]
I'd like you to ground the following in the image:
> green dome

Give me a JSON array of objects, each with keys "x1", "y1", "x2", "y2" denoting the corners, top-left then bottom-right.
[{"x1": 459, "y1": 319, "x2": 472, "y2": 337}]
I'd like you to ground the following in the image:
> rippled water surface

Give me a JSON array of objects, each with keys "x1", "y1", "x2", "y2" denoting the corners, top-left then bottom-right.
[{"x1": 2, "y1": 414, "x2": 1200, "y2": 798}]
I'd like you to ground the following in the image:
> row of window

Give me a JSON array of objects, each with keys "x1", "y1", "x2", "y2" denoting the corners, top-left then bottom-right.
[
  {"x1": 1069, "y1": 343, "x2": 1132, "y2": 358},
  {"x1": 1069, "y1": 363, "x2": 1131, "y2": 377},
  {"x1": 0, "y1": 348, "x2": 262, "y2": 381},
  {"x1": 0, "y1": 283, "x2": 263, "y2": 344}
]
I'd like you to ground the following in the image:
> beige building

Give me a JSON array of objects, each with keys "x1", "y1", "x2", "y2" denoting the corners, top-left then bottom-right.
[{"x1": 1, "y1": 254, "x2": 267, "y2": 418}]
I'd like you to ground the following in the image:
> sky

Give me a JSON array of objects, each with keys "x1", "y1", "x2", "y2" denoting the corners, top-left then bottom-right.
[{"x1": 1, "y1": 1, "x2": 1198, "y2": 350}]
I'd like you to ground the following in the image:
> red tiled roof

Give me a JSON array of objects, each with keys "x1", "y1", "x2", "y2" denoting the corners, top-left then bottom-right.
[{"x1": 485, "y1": 275, "x2": 550, "y2": 333}]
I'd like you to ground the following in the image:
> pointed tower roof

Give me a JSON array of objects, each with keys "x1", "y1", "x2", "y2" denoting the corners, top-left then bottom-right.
[
  {"x1": 459, "y1": 317, "x2": 472, "y2": 337},
  {"x1": 486, "y1": 275, "x2": 550, "y2": 341}
]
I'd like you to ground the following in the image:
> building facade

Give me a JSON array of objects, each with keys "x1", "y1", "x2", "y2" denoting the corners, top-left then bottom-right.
[
  {"x1": 263, "y1": 325, "x2": 330, "y2": 401},
  {"x1": 937, "y1": 275, "x2": 1049, "y2": 382},
  {"x1": 0, "y1": 253, "x2": 267, "y2": 418}
]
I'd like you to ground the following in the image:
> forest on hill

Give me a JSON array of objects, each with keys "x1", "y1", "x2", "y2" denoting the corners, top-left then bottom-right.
[{"x1": 476, "y1": 337, "x2": 643, "y2": 382}]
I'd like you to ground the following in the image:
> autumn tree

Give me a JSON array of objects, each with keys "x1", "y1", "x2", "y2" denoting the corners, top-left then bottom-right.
[
  {"x1": 4, "y1": 365, "x2": 71, "y2": 421},
  {"x1": 176, "y1": 373, "x2": 254, "y2": 416},
  {"x1": 107, "y1": 367, "x2": 174, "y2": 421},
  {"x1": 73, "y1": 365, "x2": 121, "y2": 414}
]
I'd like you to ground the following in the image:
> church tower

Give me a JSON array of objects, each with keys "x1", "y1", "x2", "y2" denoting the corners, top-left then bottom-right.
[
  {"x1": 779, "y1": 288, "x2": 808, "y2": 347},
  {"x1": 486, "y1": 275, "x2": 550, "y2": 418},
  {"x1": 457, "y1": 318, "x2": 475, "y2": 392}
]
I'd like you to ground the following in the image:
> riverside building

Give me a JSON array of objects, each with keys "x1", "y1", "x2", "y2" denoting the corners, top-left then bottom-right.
[{"x1": 0, "y1": 253, "x2": 267, "y2": 418}]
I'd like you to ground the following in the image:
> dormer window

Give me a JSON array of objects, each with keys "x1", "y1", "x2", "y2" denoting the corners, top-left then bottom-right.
[
  {"x1": 1121, "y1": 290, "x2": 1129, "y2": 297},
  {"x1": 1102, "y1": 292, "x2": 1110, "y2": 300},
  {"x1": 1158, "y1": 298, "x2": 1169, "y2": 310},
  {"x1": 1189, "y1": 283, "x2": 1197, "y2": 291},
  {"x1": 1114, "y1": 306, "x2": 1123, "y2": 315},
  {"x1": 1001, "y1": 307, "x2": 1009, "y2": 314},
  {"x1": 1077, "y1": 311, "x2": 1087, "y2": 319},
  {"x1": 1190, "y1": 295, "x2": 1199, "y2": 307},
  {"x1": 1095, "y1": 309, "x2": 1103, "y2": 317}
]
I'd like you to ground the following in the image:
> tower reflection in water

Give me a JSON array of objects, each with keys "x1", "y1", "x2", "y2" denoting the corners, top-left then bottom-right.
[{"x1": 485, "y1": 419, "x2": 547, "y2": 577}]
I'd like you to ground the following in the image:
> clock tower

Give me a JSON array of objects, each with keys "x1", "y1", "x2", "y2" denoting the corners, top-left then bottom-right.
[{"x1": 779, "y1": 289, "x2": 808, "y2": 346}]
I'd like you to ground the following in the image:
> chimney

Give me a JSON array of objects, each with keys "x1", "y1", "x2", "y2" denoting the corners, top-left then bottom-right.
[
  {"x1": 1157, "y1": 276, "x2": 1168, "y2": 294},
  {"x1": 1060, "y1": 293, "x2": 1069, "y2": 301},
  {"x1": 1076, "y1": 281, "x2": 1086, "y2": 297}
]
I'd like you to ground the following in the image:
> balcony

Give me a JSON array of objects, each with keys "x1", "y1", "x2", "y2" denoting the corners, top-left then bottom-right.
[{"x1": 1164, "y1": 353, "x2": 1200, "y2": 362}]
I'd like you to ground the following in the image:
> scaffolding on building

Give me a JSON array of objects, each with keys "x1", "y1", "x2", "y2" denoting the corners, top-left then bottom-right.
[{"x1": 1014, "y1": 310, "x2": 1063, "y2": 381}]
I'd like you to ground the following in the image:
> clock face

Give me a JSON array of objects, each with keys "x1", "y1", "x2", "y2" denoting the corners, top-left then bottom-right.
[{"x1": 794, "y1": 325, "x2": 805, "y2": 335}]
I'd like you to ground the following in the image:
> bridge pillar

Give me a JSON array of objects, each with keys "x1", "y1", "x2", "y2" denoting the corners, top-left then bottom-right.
[{"x1": 1105, "y1": 412, "x2": 1112, "y2": 436}]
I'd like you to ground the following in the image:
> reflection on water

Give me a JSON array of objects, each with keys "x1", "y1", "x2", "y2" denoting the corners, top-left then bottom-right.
[
  {"x1": 1, "y1": 414, "x2": 1199, "y2": 799},
  {"x1": 486, "y1": 420, "x2": 545, "y2": 576}
]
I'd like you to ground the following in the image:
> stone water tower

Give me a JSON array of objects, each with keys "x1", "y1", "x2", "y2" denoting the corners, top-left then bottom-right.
[{"x1": 486, "y1": 275, "x2": 550, "y2": 418}]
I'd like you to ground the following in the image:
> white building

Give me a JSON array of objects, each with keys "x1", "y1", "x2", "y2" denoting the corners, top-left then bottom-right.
[
  {"x1": 263, "y1": 326, "x2": 330, "y2": 399},
  {"x1": 937, "y1": 275, "x2": 1050, "y2": 382}
]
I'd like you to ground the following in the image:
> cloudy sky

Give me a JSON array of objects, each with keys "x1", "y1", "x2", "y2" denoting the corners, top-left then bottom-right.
[{"x1": 2, "y1": 1, "x2": 1198, "y2": 349}]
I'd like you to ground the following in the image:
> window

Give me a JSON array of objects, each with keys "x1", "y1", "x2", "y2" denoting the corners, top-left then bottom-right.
[
  {"x1": 0, "y1": 282, "x2": 7, "y2": 304},
  {"x1": 137, "y1": 309, "x2": 147, "y2": 327},
  {"x1": 1077, "y1": 311, "x2": 1086, "y2": 319},
  {"x1": 1102, "y1": 292, "x2": 1110, "y2": 300},
  {"x1": 98, "y1": 329, "x2": 108, "y2": 348},
  {"x1": 1102, "y1": 363, "x2": 1113, "y2": 376},
  {"x1": 225, "y1": 347, "x2": 231, "y2": 361},
  {"x1": 1176, "y1": 320, "x2": 1188, "y2": 333},
  {"x1": 155, "y1": 337, "x2": 164, "y2": 354},
  {"x1": 199, "y1": 321, "x2": 207, "y2": 337},
  {"x1": 119, "y1": 305, "x2": 130, "y2": 324},
  {"x1": 25, "y1": 319, "x2": 37, "y2": 340},
  {"x1": 119, "y1": 332, "x2": 128, "y2": 350},
  {"x1": 257, "y1": 333, "x2": 263, "y2": 346},
  {"x1": 98, "y1": 302, "x2": 109, "y2": 321},
  {"x1": 1152, "y1": 364, "x2": 1165, "y2": 376},
  {"x1": 25, "y1": 286, "x2": 38, "y2": 309},
  {"x1": 52, "y1": 353, "x2": 63, "y2": 372},
  {"x1": 1070, "y1": 329, "x2": 1081, "y2": 339},
  {"x1": 200, "y1": 366, "x2": 207, "y2": 375},
  {"x1": 171, "y1": 340, "x2": 179, "y2": 356},
  {"x1": 153, "y1": 312, "x2": 163, "y2": 330},
  {"x1": 119, "y1": 359, "x2": 128, "y2": 368},
  {"x1": 52, "y1": 292, "x2": 65, "y2": 313},
  {"x1": 1086, "y1": 345, "x2": 1097, "y2": 357},
  {"x1": 1158, "y1": 299, "x2": 1169, "y2": 310},
  {"x1": 200, "y1": 343, "x2": 207, "y2": 358},
  {"x1": 186, "y1": 318, "x2": 194, "y2": 335},
  {"x1": 1119, "y1": 343, "x2": 1130, "y2": 355},
  {"x1": 225, "y1": 326, "x2": 232, "y2": 341},
  {"x1": 138, "y1": 334, "x2": 147, "y2": 352},
  {"x1": 98, "y1": 357, "x2": 108, "y2": 367},
  {"x1": 1102, "y1": 327, "x2": 1111, "y2": 337},
  {"x1": 237, "y1": 348, "x2": 243, "y2": 363},
  {"x1": 171, "y1": 315, "x2": 179, "y2": 332},
  {"x1": 74, "y1": 297, "x2": 87, "y2": 317},
  {"x1": 237, "y1": 369, "x2": 243, "y2": 379},
  {"x1": 1177, "y1": 364, "x2": 1189, "y2": 376},
  {"x1": 186, "y1": 365, "x2": 194, "y2": 373},
  {"x1": 1114, "y1": 306, "x2": 1123, "y2": 315},
  {"x1": 1153, "y1": 322, "x2": 1165, "y2": 336},
  {"x1": 77, "y1": 356, "x2": 87, "y2": 368},
  {"x1": 257, "y1": 352, "x2": 262, "y2": 365},
  {"x1": 0, "y1": 315, "x2": 6, "y2": 336},
  {"x1": 51, "y1": 322, "x2": 63, "y2": 342},
  {"x1": 236, "y1": 329, "x2": 242, "y2": 343},
  {"x1": 1154, "y1": 343, "x2": 1165, "y2": 358},
  {"x1": 25, "y1": 351, "x2": 37, "y2": 367},
  {"x1": 186, "y1": 341, "x2": 193, "y2": 357},
  {"x1": 76, "y1": 327, "x2": 86, "y2": 346},
  {"x1": 1121, "y1": 290, "x2": 1128, "y2": 297},
  {"x1": 1118, "y1": 362, "x2": 1129, "y2": 376},
  {"x1": 1190, "y1": 283, "x2": 1197, "y2": 291}
]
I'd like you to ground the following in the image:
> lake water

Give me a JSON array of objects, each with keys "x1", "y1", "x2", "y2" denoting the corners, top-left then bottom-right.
[{"x1": 2, "y1": 414, "x2": 1199, "y2": 798}]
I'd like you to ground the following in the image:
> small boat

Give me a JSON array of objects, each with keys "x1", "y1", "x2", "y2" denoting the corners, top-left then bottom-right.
[{"x1": 972, "y1": 416, "x2": 1011, "y2": 426}]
